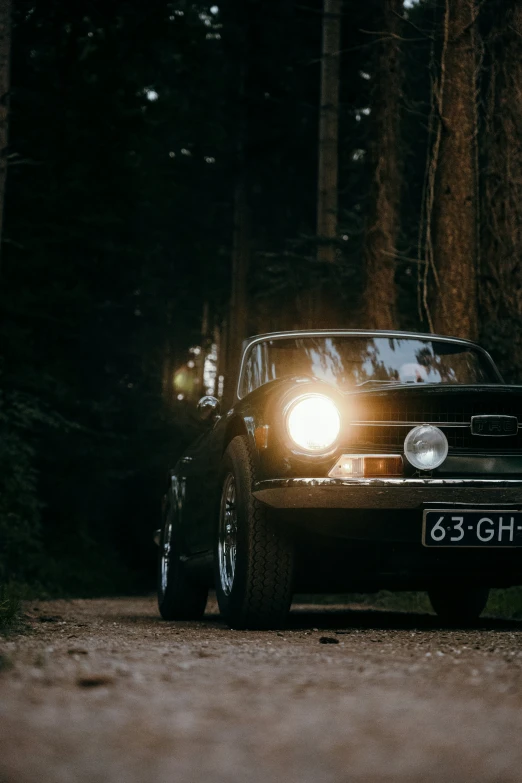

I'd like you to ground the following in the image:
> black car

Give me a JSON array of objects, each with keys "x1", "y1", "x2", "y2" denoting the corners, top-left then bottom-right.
[{"x1": 155, "y1": 330, "x2": 522, "y2": 628}]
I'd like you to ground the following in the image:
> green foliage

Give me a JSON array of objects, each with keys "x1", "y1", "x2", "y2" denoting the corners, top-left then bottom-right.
[
  {"x1": 1, "y1": 0, "x2": 228, "y2": 592},
  {"x1": 0, "y1": 584, "x2": 22, "y2": 633},
  {"x1": 301, "y1": 590, "x2": 522, "y2": 620},
  {"x1": 487, "y1": 588, "x2": 522, "y2": 620},
  {"x1": 0, "y1": 389, "x2": 43, "y2": 584}
]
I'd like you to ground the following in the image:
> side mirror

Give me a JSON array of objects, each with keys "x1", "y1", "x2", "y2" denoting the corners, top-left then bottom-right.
[{"x1": 197, "y1": 395, "x2": 220, "y2": 423}]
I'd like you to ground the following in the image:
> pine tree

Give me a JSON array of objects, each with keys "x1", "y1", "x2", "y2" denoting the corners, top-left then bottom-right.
[
  {"x1": 362, "y1": 0, "x2": 403, "y2": 330},
  {"x1": 0, "y1": 0, "x2": 10, "y2": 277},
  {"x1": 480, "y1": 1, "x2": 522, "y2": 379},
  {"x1": 429, "y1": 0, "x2": 478, "y2": 339}
]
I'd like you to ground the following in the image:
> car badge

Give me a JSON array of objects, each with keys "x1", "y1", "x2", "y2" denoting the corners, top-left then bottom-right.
[{"x1": 471, "y1": 415, "x2": 518, "y2": 436}]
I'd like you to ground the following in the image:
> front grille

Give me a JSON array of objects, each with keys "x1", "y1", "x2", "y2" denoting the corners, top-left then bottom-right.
[{"x1": 345, "y1": 388, "x2": 522, "y2": 453}]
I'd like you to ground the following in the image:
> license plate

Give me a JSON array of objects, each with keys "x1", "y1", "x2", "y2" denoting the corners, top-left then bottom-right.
[{"x1": 423, "y1": 509, "x2": 522, "y2": 547}]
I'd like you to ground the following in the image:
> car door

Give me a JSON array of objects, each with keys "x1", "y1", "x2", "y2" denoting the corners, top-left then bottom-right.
[
  {"x1": 179, "y1": 419, "x2": 224, "y2": 555},
  {"x1": 181, "y1": 344, "x2": 265, "y2": 554}
]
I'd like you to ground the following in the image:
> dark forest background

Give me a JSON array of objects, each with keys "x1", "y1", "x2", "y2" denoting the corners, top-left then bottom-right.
[{"x1": 1, "y1": 0, "x2": 521, "y2": 595}]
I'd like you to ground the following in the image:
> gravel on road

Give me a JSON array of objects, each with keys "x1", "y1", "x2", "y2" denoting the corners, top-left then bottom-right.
[{"x1": 1, "y1": 596, "x2": 522, "y2": 783}]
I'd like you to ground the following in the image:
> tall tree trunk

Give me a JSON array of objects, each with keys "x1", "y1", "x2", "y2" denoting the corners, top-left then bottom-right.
[
  {"x1": 216, "y1": 317, "x2": 227, "y2": 400},
  {"x1": 0, "y1": 0, "x2": 10, "y2": 278},
  {"x1": 161, "y1": 340, "x2": 174, "y2": 404},
  {"x1": 227, "y1": 110, "x2": 249, "y2": 405},
  {"x1": 312, "y1": 0, "x2": 341, "y2": 327},
  {"x1": 480, "y1": 2, "x2": 522, "y2": 379},
  {"x1": 196, "y1": 300, "x2": 209, "y2": 398},
  {"x1": 223, "y1": 2, "x2": 251, "y2": 406},
  {"x1": 430, "y1": 0, "x2": 478, "y2": 340},
  {"x1": 317, "y1": 0, "x2": 341, "y2": 264},
  {"x1": 363, "y1": 0, "x2": 403, "y2": 330}
]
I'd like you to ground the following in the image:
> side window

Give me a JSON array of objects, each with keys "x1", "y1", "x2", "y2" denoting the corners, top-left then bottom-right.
[{"x1": 240, "y1": 344, "x2": 266, "y2": 396}]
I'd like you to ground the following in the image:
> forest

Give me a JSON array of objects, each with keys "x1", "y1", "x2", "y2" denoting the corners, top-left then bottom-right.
[{"x1": 1, "y1": 0, "x2": 521, "y2": 596}]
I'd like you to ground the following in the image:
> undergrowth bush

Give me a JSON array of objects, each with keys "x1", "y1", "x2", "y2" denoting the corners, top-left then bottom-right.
[
  {"x1": 0, "y1": 584, "x2": 22, "y2": 633},
  {"x1": 299, "y1": 589, "x2": 522, "y2": 620}
]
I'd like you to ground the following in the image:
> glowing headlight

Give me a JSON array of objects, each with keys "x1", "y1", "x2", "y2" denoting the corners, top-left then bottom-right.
[
  {"x1": 404, "y1": 425, "x2": 448, "y2": 470},
  {"x1": 286, "y1": 394, "x2": 341, "y2": 452}
]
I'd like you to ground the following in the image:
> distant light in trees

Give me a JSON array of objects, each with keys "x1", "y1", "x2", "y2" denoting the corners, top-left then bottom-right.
[
  {"x1": 204, "y1": 343, "x2": 219, "y2": 395},
  {"x1": 190, "y1": 346, "x2": 201, "y2": 355},
  {"x1": 361, "y1": 107, "x2": 371, "y2": 115},
  {"x1": 169, "y1": 151, "x2": 176, "y2": 158},
  {"x1": 355, "y1": 113, "x2": 361, "y2": 122},
  {"x1": 177, "y1": 394, "x2": 184, "y2": 401},
  {"x1": 352, "y1": 149, "x2": 365, "y2": 161},
  {"x1": 403, "y1": 0, "x2": 419, "y2": 7},
  {"x1": 342, "y1": 235, "x2": 349, "y2": 241},
  {"x1": 210, "y1": 5, "x2": 219, "y2": 14},
  {"x1": 134, "y1": 309, "x2": 142, "y2": 316},
  {"x1": 204, "y1": 156, "x2": 216, "y2": 164},
  {"x1": 181, "y1": 148, "x2": 192, "y2": 156},
  {"x1": 359, "y1": 71, "x2": 371, "y2": 80},
  {"x1": 145, "y1": 89, "x2": 159, "y2": 101}
]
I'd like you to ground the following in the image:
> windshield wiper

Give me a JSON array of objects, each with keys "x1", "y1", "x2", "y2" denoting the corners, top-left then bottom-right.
[{"x1": 355, "y1": 379, "x2": 398, "y2": 387}]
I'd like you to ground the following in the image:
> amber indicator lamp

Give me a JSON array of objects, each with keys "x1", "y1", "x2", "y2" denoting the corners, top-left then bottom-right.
[{"x1": 329, "y1": 454, "x2": 403, "y2": 478}]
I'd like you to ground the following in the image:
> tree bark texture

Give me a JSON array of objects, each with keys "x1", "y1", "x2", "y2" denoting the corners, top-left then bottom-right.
[
  {"x1": 0, "y1": 0, "x2": 10, "y2": 279},
  {"x1": 480, "y1": 2, "x2": 522, "y2": 378},
  {"x1": 227, "y1": 153, "x2": 249, "y2": 403},
  {"x1": 363, "y1": 0, "x2": 403, "y2": 330},
  {"x1": 431, "y1": 0, "x2": 478, "y2": 340},
  {"x1": 317, "y1": 0, "x2": 341, "y2": 265},
  {"x1": 224, "y1": 1, "x2": 251, "y2": 406},
  {"x1": 307, "y1": 0, "x2": 341, "y2": 328}
]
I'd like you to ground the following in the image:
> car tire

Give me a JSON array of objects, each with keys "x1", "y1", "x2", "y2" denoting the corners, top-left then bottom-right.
[
  {"x1": 214, "y1": 436, "x2": 294, "y2": 630},
  {"x1": 428, "y1": 586, "x2": 489, "y2": 624},
  {"x1": 157, "y1": 497, "x2": 209, "y2": 621}
]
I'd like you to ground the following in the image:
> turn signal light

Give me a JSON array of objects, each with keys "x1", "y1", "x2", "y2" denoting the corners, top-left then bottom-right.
[
  {"x1": 329, "y1": 454, "x2": 403, "y2": 478},
  {"x1": 255, "y1": 425, "x2": 269, "y2": 450}
]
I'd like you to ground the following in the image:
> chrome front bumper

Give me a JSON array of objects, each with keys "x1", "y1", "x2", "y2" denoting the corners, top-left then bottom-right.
[{"x1": 253, "y1": 477, "x2": 522, "y2": 510}]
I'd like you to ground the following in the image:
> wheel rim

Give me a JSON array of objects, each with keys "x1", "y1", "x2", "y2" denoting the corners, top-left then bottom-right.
[
  {"x1": 218, "y1": 473, "x2": 237, "y2": 596},
  {"x1": 160, "y1": 513, "x2": 173, "y2": 597}
]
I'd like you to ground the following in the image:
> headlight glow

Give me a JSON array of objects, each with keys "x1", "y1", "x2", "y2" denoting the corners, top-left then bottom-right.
[
  {"x1": 286, "y1": 394, "x2": 341, "y2": 452},
  {"x1": 404, "y1": 425, "x2": 448, "y2": 470}
]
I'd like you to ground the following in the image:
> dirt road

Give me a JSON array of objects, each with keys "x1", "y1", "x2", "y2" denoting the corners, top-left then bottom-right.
[{"x1": 1, "y1": 596, "x2": 522, "y2": 783}]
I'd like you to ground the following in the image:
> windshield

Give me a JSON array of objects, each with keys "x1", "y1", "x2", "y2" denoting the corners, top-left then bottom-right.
[{"x1": 240, "y1": 336, "x2": 498, "y2": 396}]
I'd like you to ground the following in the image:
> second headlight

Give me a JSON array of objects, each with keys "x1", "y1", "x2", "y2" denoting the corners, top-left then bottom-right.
[
  {"x1": 286, "y1": 394, "x2": 341, "y2": 452},
  {"x1": 404, "y1": 425, "x2": 448, "y2": 470}
]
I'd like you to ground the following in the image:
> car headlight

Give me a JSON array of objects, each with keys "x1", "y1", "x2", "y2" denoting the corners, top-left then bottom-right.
[
  {"x1": 404, "y1": 425, "x2": 448, "y2": 470},
  {"x1": 286, "y1": 394, "x2": 341, "y2": 452}
]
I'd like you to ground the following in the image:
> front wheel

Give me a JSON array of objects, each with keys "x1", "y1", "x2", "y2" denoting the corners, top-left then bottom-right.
[
  {"x1": 157, "y1": 500, "x2": 208, "y2": 621},
  {"x1": 214, "y1": 436, "x2": 295, "y2": 629},
  {"x1": 428, "y1": 586, "x2": 489, "y2": 624}
]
